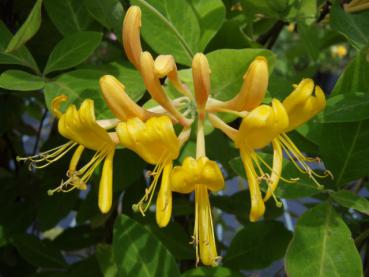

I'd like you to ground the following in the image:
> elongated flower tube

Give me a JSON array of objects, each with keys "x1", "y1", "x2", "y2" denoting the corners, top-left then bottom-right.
[
  {"x1": 99, "y1": 75, "x2": 155, "y2": 121},
  {"x1": 18, "y1": 97, "x2": 118, "y2": 214},
  {"x1": 207, "y1": 56, "x2": 268, "y2": 113},
  {"x1": 116, "y1": 115, "x2": 180, "y2": 227},
  {"x1": 140, "y1": 52, "x2": 191, "y2": 126},
  {"x1": 192, "y1": 53, "x2": 211, "y2": 119},
  {"x1": 123, "y1": 5, "x2": 142, "y2": 70},
  {"x1": 171, "y1": 156, "x2": 224, "y2": 266}
]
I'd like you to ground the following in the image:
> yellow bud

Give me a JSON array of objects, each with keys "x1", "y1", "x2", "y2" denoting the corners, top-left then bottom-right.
[
  {"x1": 192, "y1": 53, "x2": 211, "y2": 119},
  {"x1": 123, "y1": 6, "x2": 143, "y2": 70},
  {"x1": 99, "y1": 75, "x2": 154, "y2": 121}
]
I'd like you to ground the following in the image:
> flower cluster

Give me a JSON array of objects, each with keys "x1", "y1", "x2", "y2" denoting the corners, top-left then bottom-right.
[{"x1": 18, "y1": 6, "x2": 331, "y2": 266}]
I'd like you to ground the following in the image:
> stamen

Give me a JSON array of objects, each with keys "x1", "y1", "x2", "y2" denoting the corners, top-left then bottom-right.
[
  {"x1": 17, "y1": 141, "x2": 77, "y2": 169},
  {"x1": 132, "y1": 154, "x2": 170, "y2": 215}
]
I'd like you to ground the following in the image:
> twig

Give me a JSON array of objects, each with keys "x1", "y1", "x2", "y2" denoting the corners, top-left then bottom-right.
[{"x1": 32, "y1": 109, "x2": 48, "y2": 155}]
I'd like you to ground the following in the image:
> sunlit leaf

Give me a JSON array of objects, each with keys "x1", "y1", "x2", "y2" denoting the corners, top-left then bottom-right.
[{"x1": 286, "y1": 203, "x2": 363, "y2": 277}]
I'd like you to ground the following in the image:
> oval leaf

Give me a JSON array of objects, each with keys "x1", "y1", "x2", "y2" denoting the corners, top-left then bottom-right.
[
  {"x1": 319, "y1": 92, "x2": 369, "y2": 123},
  {"x1": 0, "y1": 70, "x2": 44, "y2": 91},
  {"x1": 112, "y1": 214, "x2": 180, "y2": 277},
  {"x1": 44, "y1": 0, "x2": 93, "y2": 36},
  {"x1": 223, "y1": 221, "x2": 292, "y2": 270},
  {"x1": 5, "y1": 0, "x2": 42, "y2": 53},
  {"x1": 286, "y1": 203, "x2": 363, "y2": 277},
  {"x1": 331, "y1": 190, "x2": 369, "y2": 215},
  {"x1": 44, "y1": 31, "x2": 102, "y2": 75}
]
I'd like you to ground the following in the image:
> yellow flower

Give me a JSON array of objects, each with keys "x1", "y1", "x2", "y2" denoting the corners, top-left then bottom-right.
[
  {"x1": 171, "y1": 156, "x2": 224, "y2": 266},
  {"x1": 265, "y1": 79, "x2": 331, "y2": 201},
  {"x1": 17, "y1": 96, "x2": 118, "y2": 214},
  {"x1": 116, "y1": 115, "x2": 180, "y2": 227}
]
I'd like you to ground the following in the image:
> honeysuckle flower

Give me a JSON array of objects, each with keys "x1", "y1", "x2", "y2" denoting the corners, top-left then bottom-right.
[
  {"x1": 209, "y1": 78, "x2": 331, "y2": 221},
  {"x1": 265, "y1": 79, "x2": 331, "y2": 201},
  {"x1": 17, "y1": 96, "x2": 119, "y2": 213},
  {"x1": 116, "y1": 115, "x2": 182, "y2": 227},
  {"x1": 171, "y1": 156, "x2": 224, "y2": 266}
]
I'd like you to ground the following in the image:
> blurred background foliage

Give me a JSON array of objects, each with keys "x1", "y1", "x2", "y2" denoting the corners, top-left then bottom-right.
[{"x1": 1, "y1": 0, "x2": 369, "y2": 276}]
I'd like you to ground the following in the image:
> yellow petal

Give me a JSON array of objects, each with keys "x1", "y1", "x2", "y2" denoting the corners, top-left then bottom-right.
[
  {"x1": 116, "y1": 116, "x2": 180, "y2": 165},
  {"x1": 241, "y1": 148, "x2": 265, "y2": 222},
  {"x1": 99, "y1": 75, "x2": 154, "y2": 121},
  {"x1": 237, "y1": 99, "x2": 288, "y2": 150},
  {"x1": 58, "y1": 99, "x2": 114, "y2": 151},
  {"x1": 68, "y1": 144, "x2": 85, "y2": 174},
  {"x1": 264, "y1": 140, "x2": 283, "y2": 202},
  {"x1": 197, "y1": 185, "x2": 219, "y2": 266},
  {"x1": 156, "y1": 162, "x2": 173, "y2": 227},
  {"x1": 171, "y1": 156, "x2": 224, "y2": 193},
  {"x1": 192, "y1": 53, "x2": 211, "y2": 118},
  {"x1": 283, "y1": 79, "x2": 326, "y2": 131},
  {"x1": 98, "y1": 150, "x2": 115, "y2": 214},
  {"x1": 123, "y1": 6, "x2": 142, "y2": 70}
]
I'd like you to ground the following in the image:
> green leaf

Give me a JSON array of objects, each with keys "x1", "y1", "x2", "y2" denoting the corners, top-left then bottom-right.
[
  {"x1": 319, "y1": 92, "x2": 369, "y2": 123},
  {"x1": 181, "y1": 267, "x2": 244, "y2": 277},
  {"x1": 96, "y1": 244, "x2": 118, "y2": 277},
  {"x1": 331, "y1": 2, "x2": 369, "y2": 49},
  {"x1": 331, "y1": 190, "x2": 369, "y2": 214},
  {"x1": 332, "y1": 50, "x2": 369, "y2": 96},
  {"x1": 112, "y1": 214, "x2": 180, "y2": 277},
  {"x1": 189, "y1": 0, "x2": 226, "y2": 50},
  {"x1": 0, "y1": 70, "x2": 44, "y2": 91},
  {"x1": 44, "y1": 69, "x2": 112, "y2": 118},
  {"x1": 131, "y1": 0, "x2": 200, "y2": 66},
  {"x1": 299, "y1": 22, "x2": 319, "y2": 60},
  {"x1": 0, "y1": 20, "x2": 40, "y2": 73},
  {"x1": 44, "y1": 0, "x2": 93, "y2": 36},
  {"x1": 84, "y1": 0, "x2": 124, "y2": 36},
  {"x1": 0, "y1": 225, "x2": 7, "y2": 248},
  {"x1": 5, "y1": 0, "x2": 43, "y2": 53},
  {"x1": 206, "y1": 49, "x2": 275, "y2": 101},
  {"x1": 44, "y1": 32, "x2": 102, "y2": 75},
  {"x1": 11, "y1": 234, "x2": 66, "y2": 268},
  {"x1": 320, "y1": 120, "x2": 369, "y2": 186},
  {"x1": 223, "y1": 221, "x2": 291, "y2": 270},
  {"x1": 285, "y1": 203, "x2": 363, "y2": 277},
  {"x1": 287, "y1": 0, "x2": 317, "y2": 25}
]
